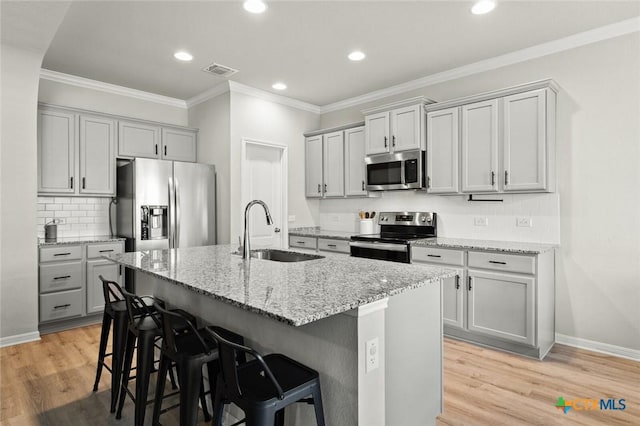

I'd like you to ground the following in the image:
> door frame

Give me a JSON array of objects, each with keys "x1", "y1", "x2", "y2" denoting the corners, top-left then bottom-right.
[{"x1": 240, "y1": 138, "x2": 288, "y2": 248}]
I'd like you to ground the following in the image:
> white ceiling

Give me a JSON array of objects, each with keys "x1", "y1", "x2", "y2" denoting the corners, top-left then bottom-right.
[{"x1": 41, "y1": 1, "x2": 640, "y2": 106}]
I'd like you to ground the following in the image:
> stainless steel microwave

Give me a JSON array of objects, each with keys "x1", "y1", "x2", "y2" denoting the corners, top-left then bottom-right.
[{"x1": 365, "y1": 150, "x2": 425, "y2": 191}]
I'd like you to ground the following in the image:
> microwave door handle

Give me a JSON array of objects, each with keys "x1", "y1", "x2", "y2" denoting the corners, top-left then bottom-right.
[{"x1": 400, "y1": 161, "x2": 406, "y2": 185}]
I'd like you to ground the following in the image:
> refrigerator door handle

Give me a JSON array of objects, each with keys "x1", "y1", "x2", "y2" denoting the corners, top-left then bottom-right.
[
  {"x1": 175, "y1": 178, "x2": 180, "y2": 248},
  {"x1": 168, "y1": 177, "x2": 174, "y2": 249}
]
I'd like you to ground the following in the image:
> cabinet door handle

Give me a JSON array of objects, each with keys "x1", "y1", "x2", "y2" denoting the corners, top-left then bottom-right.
[
  {"x1": 427, "y1": 176, "x2": 431, "y2": 189},
  {"x1": 362, "y1": 180, "x2": 365, "y2": 191},
  {"x1": 119, "y1": 265, "x2": 122, "y2": 276},
  {"x1": 455, "y1": 275, "x2": 460, "y2": 290},
  {"x1": 468, "y1": 276, "x2": 472, "y2": 291},
  {"x1": 489, "y1": 260, "x2": 507, "y2": 265},
  {"x1": 317, "y1": 184, "x2": 321, "y2": 193},
  {"x1": 327, "y1": 244, "x2": 337, "y2": 248},
  {"x1": 297, "y1": 241, "x2": 305, "y2": 245},
  {"x1": 53, "y1": 304, "x2": 71, "y2": 310},
  {"x1": 70, "y1": 177, "x2": 74, "y2": 189},
  {"x1": 505, "y1": 170, "x2": 509, "y2": 185},
  {"x1": 53, "y1": 252, "x2": 71, "y2": 257},
  {"x1": 155, "y1": 144, "x2": 158, "y2": 155},
  {"x1": 491, "y1": 171, "x2": 495, "y2": 186},
  {"x1": 392, "y1": 135, "x2": 396, "y2": 147},
  {"x1": 384, "y1": 136, "x2": 388, "y2": 148},
  {"x1": 99, "y1": 249, "x2": 114, "y2": 253},
  {"x1": 324, "y1": 183, "x2": 327, "y2": 192},
  {"x1": 82, "y1": 177, "x2": 86, "y2": 189},
  {"x1": 53, "y1": 275, "x2": 71, "y2": 280},
  {"x1": 164, "y1": 145, "x2": 167, "y2": 156},
  {"x1": 427, "y1": 254, "x2": 441, "y2": 258}
]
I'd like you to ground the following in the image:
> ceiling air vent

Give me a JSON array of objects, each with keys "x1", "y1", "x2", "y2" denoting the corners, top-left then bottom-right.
[{"x1": 202, "y1": 63, "x2": 238, "y2": 78}]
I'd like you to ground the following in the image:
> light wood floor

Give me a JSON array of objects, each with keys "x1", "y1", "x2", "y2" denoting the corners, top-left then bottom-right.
[{"x1": 1, "y1": 325, "x2": 638, "y2": 425}]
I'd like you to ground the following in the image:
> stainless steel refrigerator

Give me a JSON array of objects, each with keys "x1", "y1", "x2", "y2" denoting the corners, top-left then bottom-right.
[{"x1": 116, "y1": 158, "x2": 216, "y2": 253}]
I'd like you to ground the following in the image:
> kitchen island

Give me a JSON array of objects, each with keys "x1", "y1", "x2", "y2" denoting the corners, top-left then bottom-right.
[{"x1": 106, "y1": 245, "x2": 455, "y2": 426}]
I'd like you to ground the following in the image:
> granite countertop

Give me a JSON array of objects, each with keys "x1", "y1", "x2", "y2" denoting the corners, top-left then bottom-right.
[
  {"x1": 105, "y1": 244, "x2": 455, "y2": 327},
  {"x1": 289, "y1": 227, "x2": 354, "y2": 241},
  {"x1": 39, "y1": 235, "x2": 126, "y2": 247},
  {"x1": 412, "y1": 237, "x2": 556, "y2": 254}
]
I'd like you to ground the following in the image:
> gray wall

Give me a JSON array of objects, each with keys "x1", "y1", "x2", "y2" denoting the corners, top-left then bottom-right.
[{"x1": 320, "y1": 33, "x2": 640, "y2": 351}]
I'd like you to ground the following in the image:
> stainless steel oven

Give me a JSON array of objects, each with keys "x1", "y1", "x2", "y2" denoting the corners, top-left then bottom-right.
[{"x1": 365, "y1": 149, "x2": 425, "y2": 191}]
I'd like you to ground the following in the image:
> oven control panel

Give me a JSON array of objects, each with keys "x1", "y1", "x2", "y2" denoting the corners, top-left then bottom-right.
[{"x1": 378, "y1": 212, "x2": 435, "y2": 226}]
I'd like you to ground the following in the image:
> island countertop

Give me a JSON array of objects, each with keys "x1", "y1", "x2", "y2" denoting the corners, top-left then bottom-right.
[{"x1": 105, "y1": 244, "x2": 455, "y2": 326}]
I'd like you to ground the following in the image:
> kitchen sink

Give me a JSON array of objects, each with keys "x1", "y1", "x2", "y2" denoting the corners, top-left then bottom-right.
[{"x1": 235, "y1": 249, "x2": 325, "y2": 262}]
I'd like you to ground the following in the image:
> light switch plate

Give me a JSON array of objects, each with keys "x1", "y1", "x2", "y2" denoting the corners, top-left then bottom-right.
[
  {"x1": 365, "y1": 337, "x2": 379, "y2": 373},
  {"x1": 516, "y1": 217, "x2": 533, "y2": 227},
  {"x1": 474, "y1": 217, "x2": 488, "y2": 227}
]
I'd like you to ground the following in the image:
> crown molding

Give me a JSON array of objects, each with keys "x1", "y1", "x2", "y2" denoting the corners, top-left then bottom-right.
[
  {"x1": 185, "y1": 82, "x2": 230, "y2": 108},
  {"x1": 228, "y1": 81, "x2": 322, "y2": 114},
  {"x1": 319, "y1": 16, "x2": 640, "y2": 114},
  {"x1": 39, "y1": 69, "x2": 188, "y2": 109}
]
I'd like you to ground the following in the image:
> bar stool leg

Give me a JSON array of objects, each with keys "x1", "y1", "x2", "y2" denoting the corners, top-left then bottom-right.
[
  {"x1": 110, "y1": 314, "x2": 128, "y2": 413},
  {"x1": 200, "y1": 379, "x2": 211, "y2": 421},
  {"x1": 151, "y1": 353, "x2": 169, "y2": 425},
  {"x1": 134, "y1": 331, "x2": 156, "y2": 426},
  {"x1": 179, "y1": 361, "x2": 203, "y2": 426},
  {"x1": 92, "y1": 313, "x2": 112, "y2": 392},
  {"x1": 312, "y1": 383, "x2": 326, "y2": 426},
  {"x1": 116, "y1": 331, "x2": 136, "y2": 420}
]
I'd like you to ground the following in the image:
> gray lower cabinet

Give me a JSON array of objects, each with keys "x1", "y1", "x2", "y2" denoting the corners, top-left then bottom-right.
[
  {"x1": 412, "y1": 245, "x2": 555, "y2": 359},
  {"x1": 289, "y1": 235, "x2": 350, "y2": 255},
  {"x1": 39, "y1": 241, "x2": 124, "y2": 328}
]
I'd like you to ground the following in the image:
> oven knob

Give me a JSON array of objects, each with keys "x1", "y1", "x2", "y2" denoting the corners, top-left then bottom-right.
[{"x1": 421, "y1": 216, "x2": 426, "y2": 222}]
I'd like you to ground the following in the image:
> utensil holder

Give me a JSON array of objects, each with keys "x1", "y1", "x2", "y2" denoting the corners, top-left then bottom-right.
[{"x1": 359, "y1": 219, "x2": 374, "y2": 235}]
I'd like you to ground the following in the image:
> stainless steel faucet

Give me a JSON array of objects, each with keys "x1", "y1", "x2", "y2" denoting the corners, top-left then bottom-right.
[{"x1": 242, "y1": 200, "x2": 273, "y2": 259}]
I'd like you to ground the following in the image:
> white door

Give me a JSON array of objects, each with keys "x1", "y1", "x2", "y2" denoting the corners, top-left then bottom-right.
[
  {"x1": 305, "y1": 136, "x2": 323, "y2": 198},
  {"x1": 365, "y1": 112, "x2": 390, "y2": 155},
  {"x1": 427, "y1": 107, "x2": 460, "y2": 194},
  {"x1": 503, "y1": 89, "x2": 547, "y2": 192},
  {"x1": 38, "y1": 107, "x2": 76, "y2": 194},
  {"x1": 391, "y1": 104, "x2": 423, "y2": 152},
  {"x1": 467, "y1": 269, "x2": 535, "y2": 346},
  {"x1": 344, "y1": 126, "x2": 367, "y2": 196},
  {"x1": 322, "y1": 131, "x2": 345, "y2": 197},
  {"x1": 442, "y1": 270, "x2": 465, "y2": 329},
  {"x1": 461, "y1": 99, "x2": 499, "y2": 193},
  {"x1": 242, "y1": 140, "x2": 286, "y2": 249},
  {"x1": 162, "y1": 127, "x2": 197, "y2": 162},
  {"x1": 79, "y1": 115, "x2": 116, "y2": 195}
]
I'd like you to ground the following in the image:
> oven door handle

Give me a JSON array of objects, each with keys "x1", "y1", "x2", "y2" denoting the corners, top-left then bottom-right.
[{"x1": 350, "y1": 241, "x2": 408, "y2": 252}]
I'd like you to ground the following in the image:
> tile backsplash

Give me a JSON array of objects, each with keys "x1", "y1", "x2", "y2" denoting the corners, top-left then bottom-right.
[{"x1": 37, "y1": 197, "x2": 112, "y2": 238}]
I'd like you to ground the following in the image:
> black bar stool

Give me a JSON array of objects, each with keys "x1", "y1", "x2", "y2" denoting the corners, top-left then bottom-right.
[
  {"x1": 115, "y1": 290, "x2": 211, "y2": 426},
  {"x1": 205, "y1": 328, "x2": 325, "y2": 426},
  {"x1": 151, "y1": 302, "x2": 247, "y2": 426},
  {"x1": 92, "y1": 276, "x2": 128, "y2": 412}
]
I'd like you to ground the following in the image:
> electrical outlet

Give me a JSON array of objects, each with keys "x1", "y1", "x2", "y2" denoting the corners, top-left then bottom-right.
[
  {"x1": 288, "y1": 215, "x2": 296, "y2": 223},
  {"x1": 516, "y1": 217, "x2": 533, "y2": 227},
  {"x1": 474, "y1": 217, "x2": 488, "y2": 227},
  {"x1": 365, "y1": 337, "x2": 379, "y2": 373},
  {"x1": 56, "y1": 218, "x2": 66, "y2": 225}
]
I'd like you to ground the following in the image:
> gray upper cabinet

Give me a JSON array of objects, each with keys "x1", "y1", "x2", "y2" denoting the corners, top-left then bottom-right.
[
  {"x1": 118, "y1": 120, "x2": 161, "y2": 159},
  {"x1": 461, "y1": 99, "x2": 499, "y2": 193},
  {"x1": 79, "y1": 115, "x2": 116, "y2": 195},
  {"x1": 503, "y1": 89, "x2": 548, "y2": 192},
  {"x1": 426, "y1": 107, "x2": 459, "y2": 194},
  {"x1": 364, "y1": 112, "x2": 390, "y2": 155},
  {"x1": 390, "y1": 104, "x2": 423, "y2": 152},
  {"x1": 305, "y1": 135, "x2": 324, "y2": 198},
  {"x1": 344, "y1": 126, "x2": 367, "y2": 196},
  {"x1": 161, "y1": 127, "x2": 197, "y2": 162},
  {"x1": 322, "y1": 131, "x2": 345, "y2": 197},
  {"x1": 38, "y1": 107, "x2": 76, "y2": 194},
  {"x1": 363, "y1": 98, "x2": 428, "y2": 155}
]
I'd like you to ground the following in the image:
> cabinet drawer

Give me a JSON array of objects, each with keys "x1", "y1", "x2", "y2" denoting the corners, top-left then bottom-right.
[
  {"x1": 468, "y1": 251, "x2": 536, "y2": 275},
  {"x1": 40, "y1": 289, "x2": 83, "y2": 322},
  {"x1": 40, "y1": 245, "x2": 82, "y2": 262},
  {"x1": 87, "y1": 242, "x2": 123, "y2": 259},
  {"x1": 40, "y1": 261, "x2": 83, "y2": 293},
  {"x1": 289, "y1": 236, "x2": 317, "y2": 250},
  {"x1": 318, "y1": 238, "x2": 350, "y2": 254},
  {"x1": 412, "y1": 247, "x2": 465, "y2": 266}
]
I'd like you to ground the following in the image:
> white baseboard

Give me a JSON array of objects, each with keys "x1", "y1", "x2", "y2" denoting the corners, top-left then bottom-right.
[
  {"x1": 555, "y1": 333, "x2": 640, "y2": 361},
  {"x1": 0, "y1": 331, "x2": 41, "y2": 348}
]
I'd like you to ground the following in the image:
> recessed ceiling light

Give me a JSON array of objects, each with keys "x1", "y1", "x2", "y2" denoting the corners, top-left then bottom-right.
[
  {"x1": 348, "y1": 51, "x2": 366, "y2": 61},
  {"x1": 243, "y1": 0, "x2": 267, "y2": 14},
  {"x1": 272, "y1": 82, "x2": 287, "y2": 90},
  {"x1": 471, "y1": 0, "x2": 496, "y2": 15},
  {"x1": 174, "y1": 51, "x2": 193, "y2": 62}
]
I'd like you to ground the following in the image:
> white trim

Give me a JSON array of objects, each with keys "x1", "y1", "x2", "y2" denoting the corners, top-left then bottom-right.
[
  {"x1": 40, "y1": 69, "x2": 188, "y2": 109},
  {"x1": 320, "y1": 17, "x2": 640, "y2": 114},
  {"x1": 229, "y1": 81, "x2": 322, "y2": 114},
  {"x1": 185, "y1": 82, "x2": 230, "y2": 108},
  {"x1": 344, "y1": 298, "x2": 389, "y2": 318},
  {"x1": 240, "y1": 138, "x2": 289, "y2": 249},
  {"x1": 555, "y1": 333, "x2": 640, "y2": 362},
  {"x1": 0, "y1": 331, "x2": 41, "y2": 348}
]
